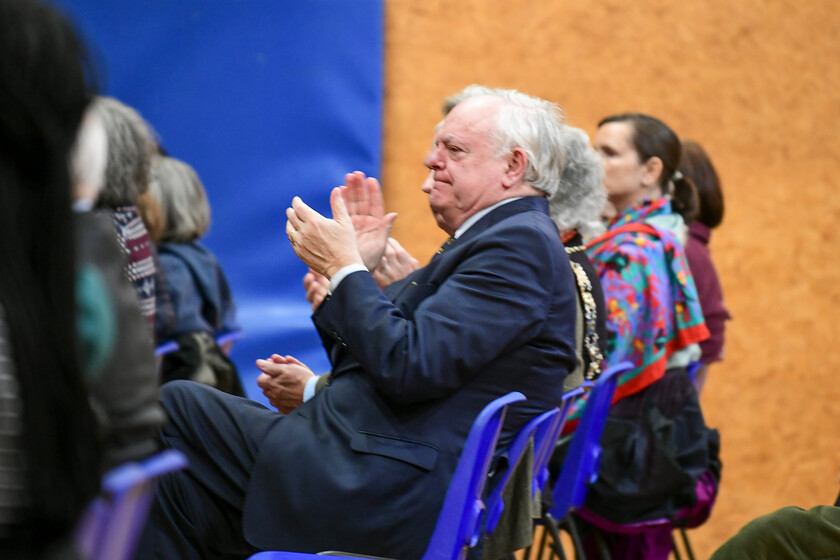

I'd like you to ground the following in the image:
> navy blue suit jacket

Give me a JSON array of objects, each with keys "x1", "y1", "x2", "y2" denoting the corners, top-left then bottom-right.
[{"x1": 243, "y1": 196, "x2": 577, "y2": 558}]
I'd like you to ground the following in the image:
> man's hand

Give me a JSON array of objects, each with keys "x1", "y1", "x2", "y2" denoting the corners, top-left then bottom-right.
[
  {"x1": 286, "y1": 188, "x2": 363, "y2": 278},
  {"x1": 372, "y1": 237, "x2": 420, "y2": 288},
  {"x1": 303, "y1": 269, "x2": 329, "y2": 310},
  {"x1": 341, "y1": 171, "x2": 397, "y2": 271},
  {"x1": 256, "y1": 355, "x2": 315, "y2": 414}
]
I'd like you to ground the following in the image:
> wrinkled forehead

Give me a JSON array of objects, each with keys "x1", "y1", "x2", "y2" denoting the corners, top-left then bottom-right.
[{"x1": 432, "y1": 97, "x2": 501, "y2": 145}]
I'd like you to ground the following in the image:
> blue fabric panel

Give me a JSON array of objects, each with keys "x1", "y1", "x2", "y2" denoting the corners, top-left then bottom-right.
[{"x1": 56, "y1": 0, "x2": 384, "y2": 405}]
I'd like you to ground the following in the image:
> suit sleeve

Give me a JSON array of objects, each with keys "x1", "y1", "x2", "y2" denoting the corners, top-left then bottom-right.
[{"x1": 314, "y1": 222, "x2": 562, "y2": 405}]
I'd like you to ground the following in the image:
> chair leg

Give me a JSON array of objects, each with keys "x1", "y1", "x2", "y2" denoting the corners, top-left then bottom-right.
[
  {"x1": 589, "y1": 526, "x2": 611, "y2": 560},
  {"x1": 669, "y1": 530, "x2": 682, "y2": 560},
  {"x1": 532, "y1": 524, "x2": 550, "y2": 560},
  {"x1": 679, "y1": 528, "x2": 695, "y2": 560},
  {"x1": 564, "y1": 516, "x2": 589, "y2": 560},
  {"x1": 537, "y1": 514, "x2": 566, "y2": 560},
  {"x1": 543, "y1": 514, "x2": 569, "y2": 560}
]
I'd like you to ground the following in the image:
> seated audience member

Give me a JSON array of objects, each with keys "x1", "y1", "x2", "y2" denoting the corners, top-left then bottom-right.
[
  {"x1": 479, "y1": 123, "x2": 612, "y2": 560},
  {"x1": 565, "y1": 113, "x2": 720, "y2": 560},
  {"x1": 148, "y1": 154, "x2": 244, "y2": 396},
  {"x1": 547, "y1": 125, "x2": 608, "y2": 390},
  {"x1": 297, "y1": 122, "x2": 609, "y2": 560},
  {"x1": 296, "y1": 125, "x2": 605, "y2": 405},
  {"x1": 0, "y1": 0, "x2": 101, "y2": 556},
  {"x1": 136, "y1": 186, "x2": 178, "y2": 342},
  {"x1": 138, "y1": 85, "x2": 578, "y2": 559},
  {"x1": 72, "y1": 109, "x2": 165, "y2": 470},
  {"x1": 710, "y1": 502, "x2": 840, "y2": 560},
  {"x1": 90, "y1": 95, "x2": 159, "y2": 327},
  {"x1": 679, "y1": 139, "x2": 731, "y2": 394}
]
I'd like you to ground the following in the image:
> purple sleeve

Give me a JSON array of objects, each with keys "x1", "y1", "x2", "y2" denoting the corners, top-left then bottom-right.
[{"x1": 685, "y1": 236, "x2": 731, "y2": 363}]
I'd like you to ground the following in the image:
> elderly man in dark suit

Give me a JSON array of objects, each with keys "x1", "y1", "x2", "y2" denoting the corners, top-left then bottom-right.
[{"x1": 138, "y1": 86, "x2": 578, "y2": 560}]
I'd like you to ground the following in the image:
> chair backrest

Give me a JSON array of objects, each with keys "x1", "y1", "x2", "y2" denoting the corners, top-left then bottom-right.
[
  {"x1": 532, "y1": 387, "x2": 584, "y2": 496},
  {"x1": 686, "y1": 360, "x2": 703, "y2": 383},
  {"x1": 548, "y1": 361, "x2": 633, "y2": 520},
  {"x1": 75, "y1": 449, "x2": 188, "y2": 560},
  {"x1": 483, "y1": 385, "x2": 585, "y2": 535},
  {"x1": 421, "y1": 391, "x2": 526, "y2": 560},
  {"x1": 216, "y1": 329, "x2": 243, "y2": 356},
  {"x1": 154, "y1": 341, "x2": 179, "y2": 356},
  {"x1": 483, "y1": 407, "x2": 560, "y2": 535}
]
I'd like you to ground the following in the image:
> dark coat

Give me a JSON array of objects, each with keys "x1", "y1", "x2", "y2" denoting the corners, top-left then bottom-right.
[
  {"x1": 243, "y1": 197, "x2": 578, "y2": 559},
  {"x1": 75, "y1": 211, "x2": 165, "y2": 469}
]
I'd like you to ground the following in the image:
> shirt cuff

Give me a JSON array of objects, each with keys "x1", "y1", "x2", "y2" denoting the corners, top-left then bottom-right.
[
  {"x1": 303, "y1": 375, "x2": 319, "y2": 402},
  {"x1": 329, "y1": 264, "x2": 368, "y2": 294}
]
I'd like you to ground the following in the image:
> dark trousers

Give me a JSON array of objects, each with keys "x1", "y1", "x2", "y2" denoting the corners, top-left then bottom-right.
[{"x1": 136, "y1": 380, "x2": 283, "y2": 559}]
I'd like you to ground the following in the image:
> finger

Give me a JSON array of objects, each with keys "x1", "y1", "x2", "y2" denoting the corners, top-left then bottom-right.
[
  {"x1": 365, "y1": 176, "x2": 383, "y2": 216},
  {"x1": 330, "y1": 186, "x2": 351, "y2": 225},
  {"x1": 256, "y1": 359, "x2": 281, "y2": 375},
  {"x1": 305, "y1": 284, "x2": 322, "y2": 306},
  {"x1": 286, "y1": 203, "x2": 303, "y2": 230},
  {"x1": 291, "y1": 196, "x2": 321, "y2": 223},
  {"x1": 383, "y1": 212, "x2": 398, "y2": 230},
  {"x1": 285, "y1": 355, "x2": 305, "y2": 365},
  {"x1": 257, "y1": 373, "x2": 272, "y2": 389},
  {"x1": 342, "y1": 174, "x2": 359, "y2": 216},
  {"x1": 389, "y1": 237, "x2": 406, "y2": 252},
  {"x1": 285, "y1": 218, "x2": 300, "y2": 249}
]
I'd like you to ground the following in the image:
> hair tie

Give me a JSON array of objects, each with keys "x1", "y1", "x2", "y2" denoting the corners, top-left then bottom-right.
[{"x1": 672, "y1": 170, "x2": 684, "y2": 182}]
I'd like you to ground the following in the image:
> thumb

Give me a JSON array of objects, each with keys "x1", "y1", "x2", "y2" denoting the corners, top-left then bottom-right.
[
  {"x1": 330, "y1": 186, "x2": 351, "y2": 224},
  {"x1": 384, "y1": 212, "x2": 398, "y2": 229}
]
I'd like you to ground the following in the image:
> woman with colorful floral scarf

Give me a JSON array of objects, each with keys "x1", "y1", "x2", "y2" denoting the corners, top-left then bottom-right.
[{"x1": 560, "y1": 114, "x2": 721, "y2": 560}]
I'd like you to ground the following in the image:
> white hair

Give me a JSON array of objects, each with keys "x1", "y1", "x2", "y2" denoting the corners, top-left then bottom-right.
[
  {"x1": 70, "y1": 109, "x2": 108, "y2": 207},
  {"x1": 548, "y1": 125, "x2": 607, "y2": 240},
  {"x1": 443, "y1": 85, "x2": 567, "y2": 197}
]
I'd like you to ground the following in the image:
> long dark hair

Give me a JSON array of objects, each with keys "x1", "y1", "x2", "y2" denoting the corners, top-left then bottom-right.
[
  {"x1": 679, "y1": 139, "x2": 724, "y2": 228},
  {"x1": 0, "y1": 0, "x2": 101, "y2": 545},
  {"x1": 599, "y1": 113, "x2": 698, "y2": 222}
]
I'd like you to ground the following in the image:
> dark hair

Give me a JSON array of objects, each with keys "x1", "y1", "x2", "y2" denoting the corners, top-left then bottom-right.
[
  {"x1": 598, "y1": 113, "x2": 698, "y2": 222},
  {"x1": 679, "y1": 139, "x2": 724, "y2": 229},
  {"x1": 0, "y1": 0, "x2": 100, "y2": 545}
]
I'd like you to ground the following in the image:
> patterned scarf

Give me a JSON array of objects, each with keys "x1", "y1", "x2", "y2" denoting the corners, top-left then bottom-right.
[{"x1": 566, "y1": 198, "x2": 708, "y2": 424}]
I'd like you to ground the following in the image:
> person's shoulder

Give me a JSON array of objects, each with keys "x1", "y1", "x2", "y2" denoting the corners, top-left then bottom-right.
[{"x1": 158, "y1": 244, "x2": 192, "y2": 273}]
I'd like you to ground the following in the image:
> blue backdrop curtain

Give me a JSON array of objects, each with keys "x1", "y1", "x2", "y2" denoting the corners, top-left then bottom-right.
[{"x1": 55, "y1": 0, "x2": 384, "y2": 405}]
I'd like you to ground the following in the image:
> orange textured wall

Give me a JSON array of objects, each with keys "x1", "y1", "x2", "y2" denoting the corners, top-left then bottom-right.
[{"x1": 382, "y1": 0, "x2": 840, "y2": 556}]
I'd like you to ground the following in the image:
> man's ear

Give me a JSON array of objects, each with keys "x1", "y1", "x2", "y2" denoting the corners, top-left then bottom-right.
[{"x1": 502, "y1": 147, "x2": 528, "y2": 188}]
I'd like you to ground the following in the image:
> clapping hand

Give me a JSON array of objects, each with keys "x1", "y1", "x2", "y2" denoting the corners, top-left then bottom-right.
[
  {"x1": 340, "y1": 171, "x2": 397, "y2": 271},
  {"x1": 256, "y1": 354, "x2": 315, "y2": 414},
  {"x1": 372, "y1": 237, "x2": 419, "y2": 288}
]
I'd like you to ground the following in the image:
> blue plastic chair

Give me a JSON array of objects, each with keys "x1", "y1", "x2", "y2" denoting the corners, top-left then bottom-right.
[
  {"x1": 75, "y1": 449, "x2": 189, "y2": 560},
  {"x1": 247, "y1": 391, "x2": 526, "y2": 560},
  {"x1": 540, "y1": 361, "x2": 633, "y2": 559},
  {"x1": 216, "y1": 328, "x2": 243, "y2": 356},
  {"x1": 483, "y1": 407, "x2": 560, "y2": 535},
  {"x1": 533, "y1": 387, "x2": 585, "y2": 500},
  {"x1": 484, "y1": 386, "x2": 585, "y2": 535},
  {"x1": 154, "y1": 340, "x2": 179, "y2": 356},
  {"x1": 685, "y1": 360, "x2": 703, "y2": 383}
]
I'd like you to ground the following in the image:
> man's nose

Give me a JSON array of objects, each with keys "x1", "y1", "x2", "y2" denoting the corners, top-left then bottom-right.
[
  {"x1": 421, "y1": 173, "x2": 434, "y2": 193},
  {"x1": 423, "y1": 146, "x2": 443, "y2": 170}
]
